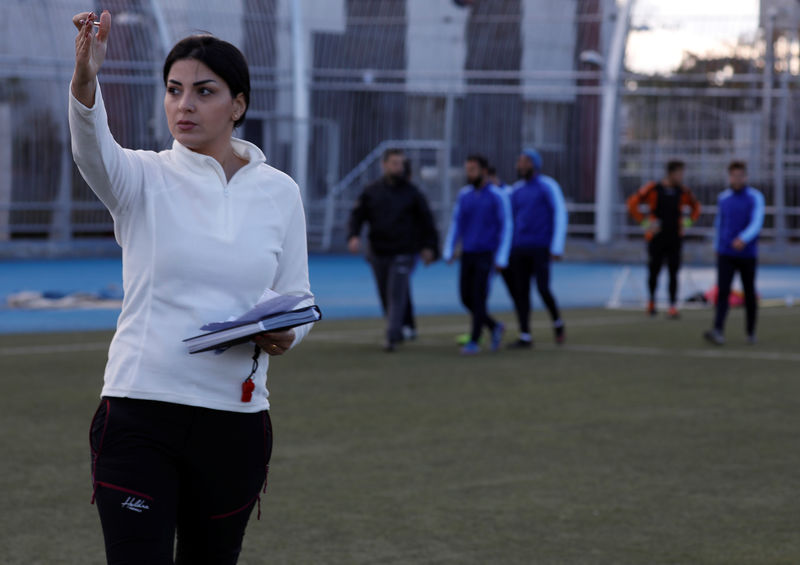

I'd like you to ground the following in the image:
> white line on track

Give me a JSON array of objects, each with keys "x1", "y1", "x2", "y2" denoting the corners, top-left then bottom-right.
[
  {"x1": 3, "y1": 338, "x2": 796, "y2": 363},
  {"x1": 308, "y1": 314, "x2": 655, "y2": 343},
  {"x1": 3, "y1": 312, "x2": 798, "y2": 363},
  {"x1": 308, "y1": 333, "x2": 800, "y2": 363},
  {"x1": 566, "y1": 344, "x2": 800, "y2": 363}
]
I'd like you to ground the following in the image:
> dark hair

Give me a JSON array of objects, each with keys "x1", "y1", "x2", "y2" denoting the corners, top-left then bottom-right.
[
  {"x1": 487, "y1": 166, "x2": 497, "y2": 176},
  {"x1": 728, "y1": 160, "x2": 747, "y2": 173},
  {"x1": 382, "y1": 148, "x2": 404, "y2": 162},
  {"x1": 163, "y1": 35, "x2": 250, "y2": 128},
  {"x1": 666, "y1": 160, "x2": 685, "y2": 174},
  {"x1": 466, "y1": 153, "x2": 489, "y2": 170}
]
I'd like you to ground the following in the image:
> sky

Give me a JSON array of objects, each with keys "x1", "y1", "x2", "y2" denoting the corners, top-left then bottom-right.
[{"x1": 626, "y1": 0, "x2": 761, "y2": 74}]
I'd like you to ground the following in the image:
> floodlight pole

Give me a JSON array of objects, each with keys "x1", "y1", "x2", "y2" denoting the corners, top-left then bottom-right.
[
  {"x1": 291, "y1": 0, "x2": 310, "y2": 204},
  {"x1": 594, "y1": 0, "x2": 635, "y2": 244},
  {"x1": 149, "y1": 0, "x2": 172, "y2": 146}
]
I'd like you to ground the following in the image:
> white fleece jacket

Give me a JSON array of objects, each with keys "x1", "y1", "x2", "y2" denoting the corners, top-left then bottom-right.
[{"x1": 69, "y1": 82, "x2": 313, "y2": 412}]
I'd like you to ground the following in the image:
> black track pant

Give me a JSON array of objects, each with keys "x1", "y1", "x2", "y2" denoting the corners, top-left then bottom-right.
[
  {"x1": 460, "y1": 251, "x2": 498, "y2": 343},
  {"x1": 647, "y1": 236, "x2": 682, "y2": 304},
  {"x1": 509, "y1": 247, "x2": 561, "y2": 334},
  {"x1": 713, "y1": 254, "x2": 758, "y2": 336},
  {"x1": 500, "y1": 260, "x2": 516, "y2": 302},
  {"x1": 368, "y1": 253, "x2": 417, "y2": 344},
  {"x1": 90, "y1": 397, "x2": 272, "y2": 565},
  {"x1": 403, "y1": 291, "x2": 416, "y2": 331}
]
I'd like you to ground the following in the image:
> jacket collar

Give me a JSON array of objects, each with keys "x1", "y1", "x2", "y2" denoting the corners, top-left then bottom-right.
[{"x1": 171, "y1": 137, "x2": 267, "y2": 176}]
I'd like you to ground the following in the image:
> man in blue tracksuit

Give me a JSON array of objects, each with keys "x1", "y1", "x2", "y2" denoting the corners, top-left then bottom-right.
[
  {"x1": 489, "y1": 165, "x2": 517, "y2": 304},
  {"x1": 704, "y1": 161, "x2": 765, "y2": 345},
  {"x1": 507, "y1": 149, "x2": 568, "y2": 348},
  {"x1": 443, "y1": 154, "x2": 513, "y2": 355}
]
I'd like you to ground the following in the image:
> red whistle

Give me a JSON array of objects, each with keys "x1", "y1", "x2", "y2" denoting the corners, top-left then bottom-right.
[{"x1": 241, "y1": 378, "x2": 255, "y2": 402}]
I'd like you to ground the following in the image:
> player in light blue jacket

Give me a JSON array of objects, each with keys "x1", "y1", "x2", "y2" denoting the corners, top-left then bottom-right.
[
  {"x1": 443, "y1": 154, "x2": 513, "y2": 355},
  {"x1": 704, "y1": 161, "x2": 765, "y2": 345},
  {"x1": 506, "y1": 149, "x2": 568, "y2": 348},
  {"x1": 489, "y1": 165, "x2": 517, "y2": 304}
]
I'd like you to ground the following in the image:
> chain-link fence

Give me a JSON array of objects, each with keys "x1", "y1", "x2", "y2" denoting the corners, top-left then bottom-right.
[{"x1": 1, "y1": 0, "x2": 797, "y2": 254}]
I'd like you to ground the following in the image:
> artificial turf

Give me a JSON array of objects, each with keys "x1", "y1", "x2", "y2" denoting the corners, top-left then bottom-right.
[{"x1": 1, "y1": 306, "x2": 798, "y2": 564}]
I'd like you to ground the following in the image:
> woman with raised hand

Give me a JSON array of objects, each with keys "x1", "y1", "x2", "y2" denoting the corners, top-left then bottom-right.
[{"x1": 71, "y1": 10, "x2": 314, "y2": 564}]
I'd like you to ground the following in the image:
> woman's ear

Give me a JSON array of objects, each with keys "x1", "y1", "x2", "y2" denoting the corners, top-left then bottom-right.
[{"x1": 232, "y1": 93, "x2": 246, "y2": 122}]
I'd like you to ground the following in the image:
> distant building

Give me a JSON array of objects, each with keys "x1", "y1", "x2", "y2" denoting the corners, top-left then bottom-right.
[{"x1": 0, "y1": 0, "x2": 610, "y2": 244}]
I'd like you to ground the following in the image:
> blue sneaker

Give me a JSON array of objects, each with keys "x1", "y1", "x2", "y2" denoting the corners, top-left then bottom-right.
[
  {"x1": 460, "y1": 341, "x2": 480, "y2": 355},
  {"x1": 491, "y1": 323, "x2": 505, "y2": 352}
]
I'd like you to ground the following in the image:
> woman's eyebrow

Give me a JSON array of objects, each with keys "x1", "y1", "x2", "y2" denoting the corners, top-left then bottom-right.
[{"x1": 167, "y1": 79, "x2": 218, "y2": 86}]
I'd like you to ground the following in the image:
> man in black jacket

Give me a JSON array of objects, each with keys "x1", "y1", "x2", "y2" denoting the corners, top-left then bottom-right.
[{"x1": 348, "y1": 148, "x2": 440, "y2": 351}]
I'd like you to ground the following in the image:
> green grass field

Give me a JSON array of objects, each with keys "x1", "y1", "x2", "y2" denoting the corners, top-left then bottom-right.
[{"x1": 2, "y1": 306, "x2": 799, "y2": 564}]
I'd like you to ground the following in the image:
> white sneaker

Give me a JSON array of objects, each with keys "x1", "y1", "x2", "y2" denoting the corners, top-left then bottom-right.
[
  {"x1": 402, "y1": 326, "x2": 417, "y2": 341},
  {"x1": 703, "y1": 329, "x2": 725, "y2": 346}
]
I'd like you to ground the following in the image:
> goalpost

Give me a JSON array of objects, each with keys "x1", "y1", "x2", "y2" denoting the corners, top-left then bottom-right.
[{"x1": 605, "y1": 265, "x2": 715, "y2": 310}]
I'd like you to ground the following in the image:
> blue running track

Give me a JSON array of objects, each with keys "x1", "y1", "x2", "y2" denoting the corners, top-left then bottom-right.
[{"x1": 1, "y1": 255, "x2": 799, "y2": 334}]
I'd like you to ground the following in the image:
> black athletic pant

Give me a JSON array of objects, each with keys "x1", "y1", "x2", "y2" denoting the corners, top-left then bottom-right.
[
  {"x1": 500, "y1": 261, "x2": 516, "y2": 302},
  {"x1": 509, "y1": 246, "x2": 561, "y2": 334},
  {"x1": 647, "y1": 235, "x2": 682, "y2": 305},
  {"x1": 369, "y1": 253, "x2": 416, "y2": 344},
  {"x1": 460, "y1": 251, "x2": 498, "y2": 343},
  {"x1": 90, "y1": 397, "x2": 272, "y2": 565},
  {"x1": 713, "y1": 254, "x2": 758, "y2": 336},
  {"x1": 403, "y1": 289, "x2": 416, "y2": 331}
]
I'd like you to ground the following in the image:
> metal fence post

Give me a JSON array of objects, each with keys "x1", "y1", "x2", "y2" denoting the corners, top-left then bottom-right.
[
  {"x1": 772, "y1": 30, "x2": 793, "y2": 247},
  {"x1": 761, "y1": 8, "x2": 776, "y2": 185},
  {"x1": 321, "y1": 121, "x2": 340, "y2": 251},
  {"x1": 51, "y1": 115, "x2": 73, "y2": 242},
  {"x1": 0, "y1": 103, "x2": 10, "y2": 242},
  {"x1": 440, "y1": 92, "x2": 456, "y2": 232}
]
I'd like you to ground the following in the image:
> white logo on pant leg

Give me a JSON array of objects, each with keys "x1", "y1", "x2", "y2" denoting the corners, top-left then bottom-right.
[{"x1": 121, "y1": 496, "x2": 150, "y2": 513}]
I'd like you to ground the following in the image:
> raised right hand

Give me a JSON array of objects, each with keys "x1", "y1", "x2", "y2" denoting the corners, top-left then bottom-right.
[{"x1": 71, "y1": 10, "x2": 111, "y2": 104}]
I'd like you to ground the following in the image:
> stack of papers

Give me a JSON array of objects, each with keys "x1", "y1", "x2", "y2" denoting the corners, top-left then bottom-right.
[{"x1": 184, "y1": 291, "x2": 320, "y2": 354}]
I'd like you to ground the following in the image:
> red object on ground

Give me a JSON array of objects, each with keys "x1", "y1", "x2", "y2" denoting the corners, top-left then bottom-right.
[{"x1": 704, "y1": 285, "x2": 757, "y2": 307}]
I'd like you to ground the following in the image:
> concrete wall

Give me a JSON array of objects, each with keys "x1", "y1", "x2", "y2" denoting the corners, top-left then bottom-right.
[
  {"x1": 521, "y1": 0, "x2": 578, "y2": 103},
  {"x1": 406, "y1": 0, "x2": 469, "y2": 95}
]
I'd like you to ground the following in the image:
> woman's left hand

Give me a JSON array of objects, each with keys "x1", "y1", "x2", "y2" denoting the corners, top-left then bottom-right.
[{"x1": 253, "y1": 329, "x2": 295, "y2": 356}]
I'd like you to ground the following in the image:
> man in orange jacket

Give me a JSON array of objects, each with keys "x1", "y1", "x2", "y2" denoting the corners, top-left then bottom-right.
[{"x1": 627, "y1": 160, "x2": 701, "y2": 318}]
